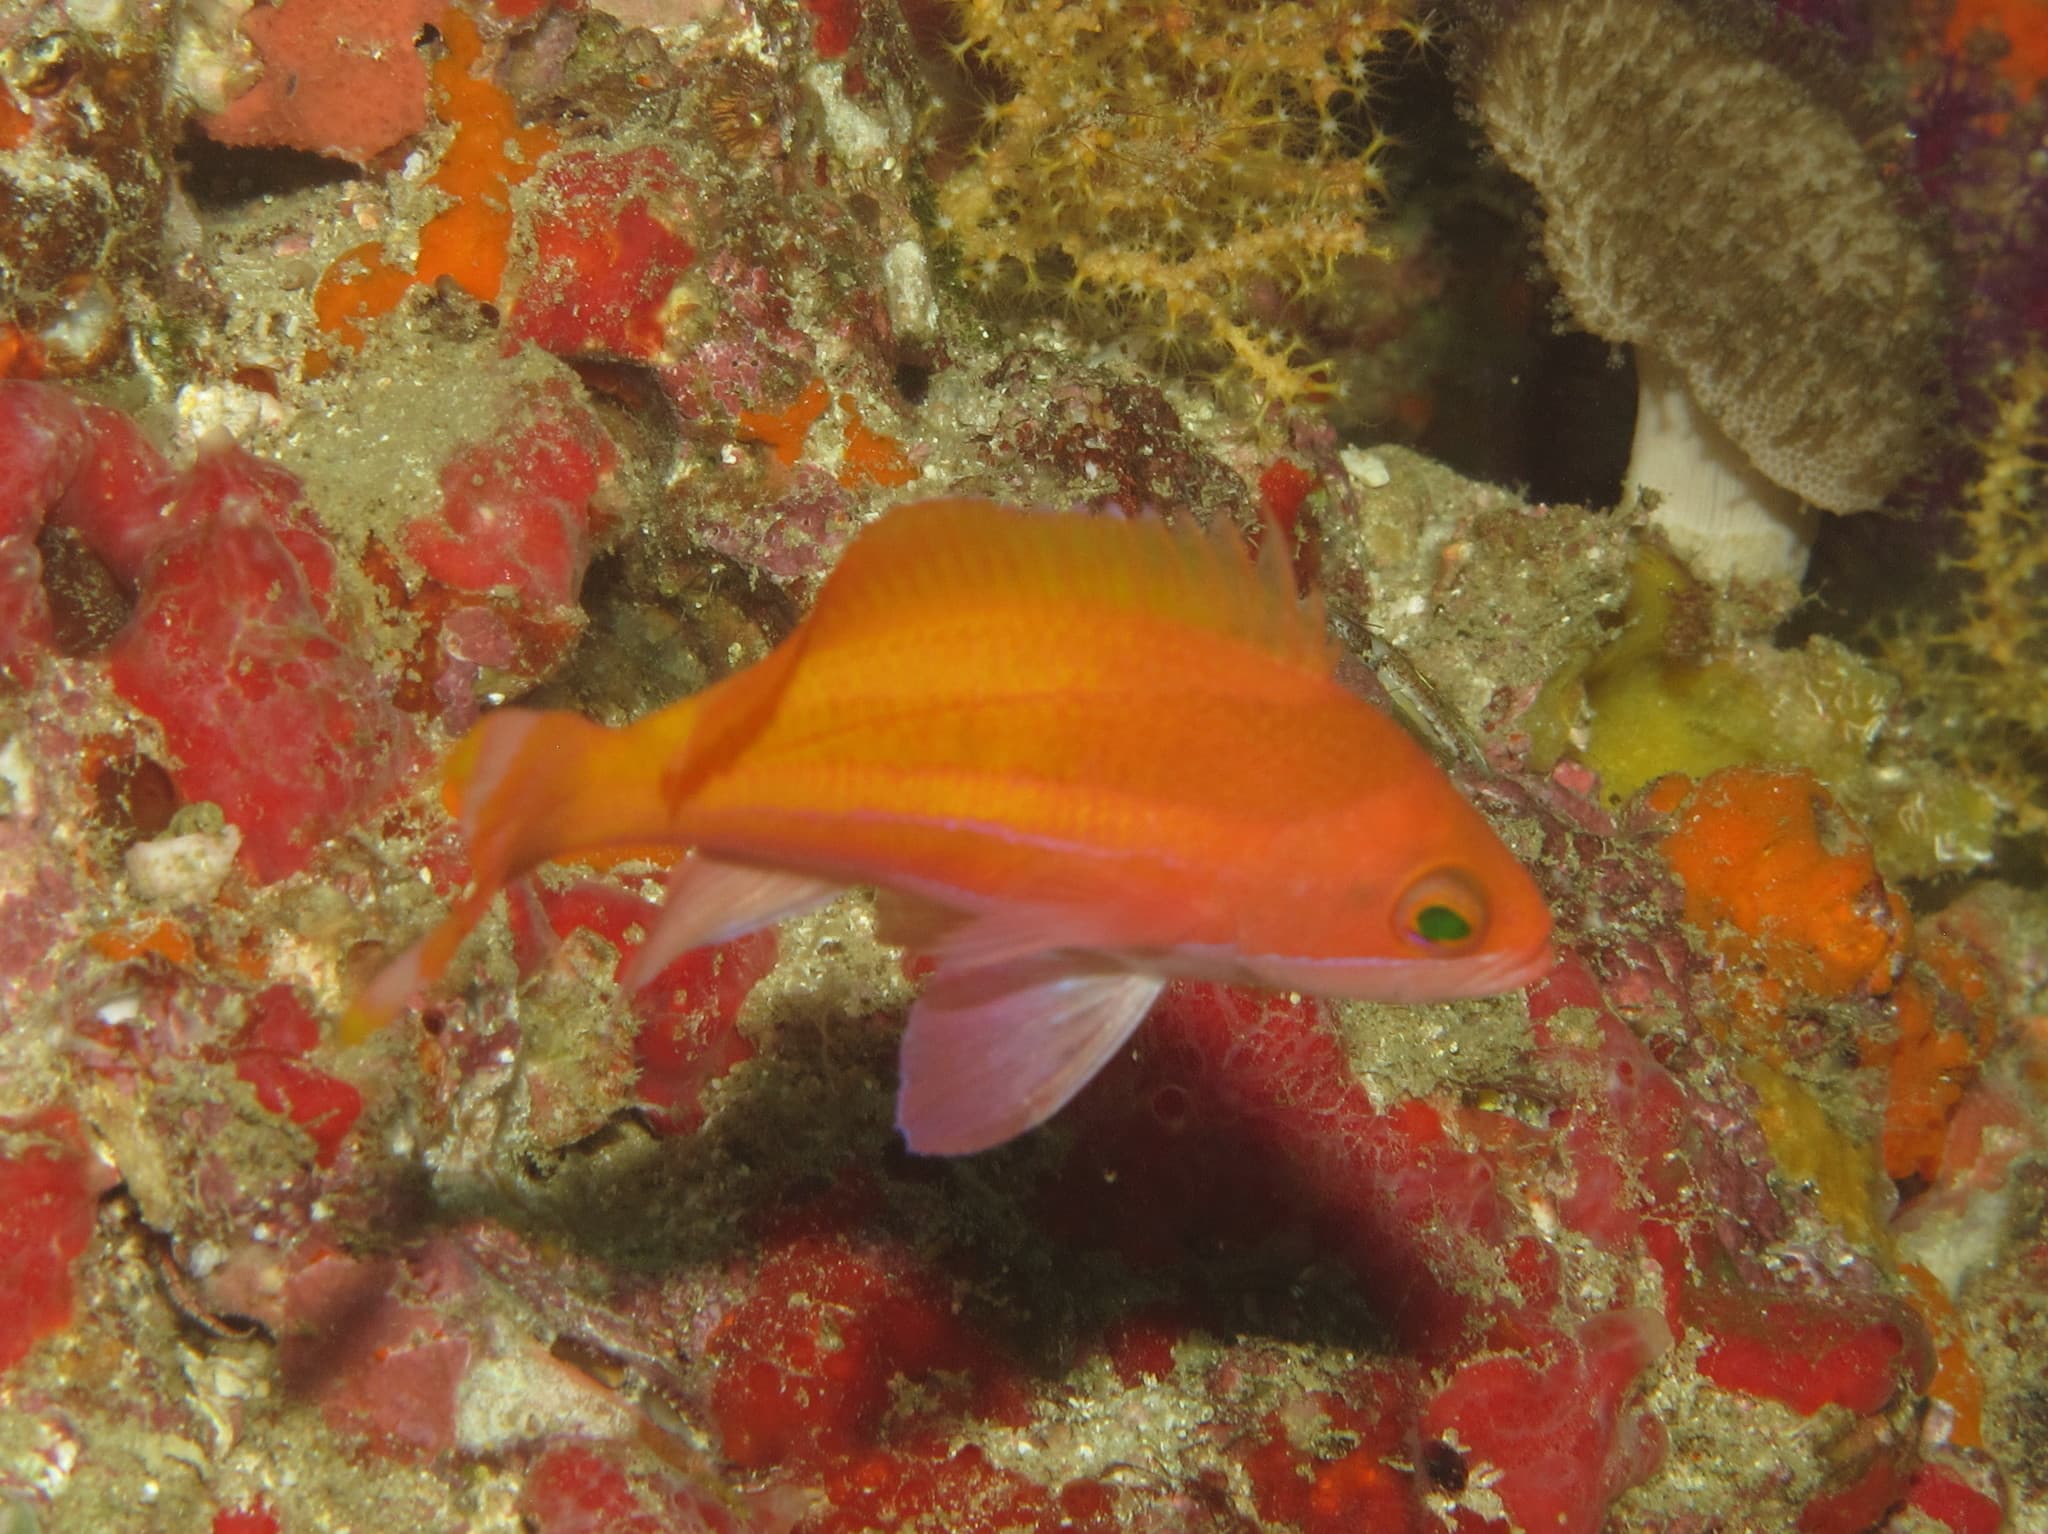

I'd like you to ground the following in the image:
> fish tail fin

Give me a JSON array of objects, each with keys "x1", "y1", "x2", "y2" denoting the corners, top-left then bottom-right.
[{"x1": 342, "y1": 706, "x2": 689, "y2": 1043}]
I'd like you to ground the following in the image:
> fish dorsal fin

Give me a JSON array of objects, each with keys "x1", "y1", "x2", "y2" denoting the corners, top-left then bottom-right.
[{"x1": 807, "y1": 499, "x2": 1333, "y2": 677}]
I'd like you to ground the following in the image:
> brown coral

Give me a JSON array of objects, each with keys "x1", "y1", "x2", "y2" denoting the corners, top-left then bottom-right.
[
  {"x1": 1466, "y1": 0, "x2": 1945, "y2": 546},
  {"x1": 933, "y1": 0, "x2": 1419, "y2": 413}
]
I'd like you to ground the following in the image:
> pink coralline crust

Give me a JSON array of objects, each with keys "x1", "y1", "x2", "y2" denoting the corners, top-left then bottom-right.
[
  {"x1": 211, "y1": 1502, "x2": 280, "y2": 1534},
  {"x1": 0, "y1": 685, "x2": 104, "y2": 1032},
  {"x1": 1797, "y1": 1455, "x2": 1920, "y2": 1534},
  {"x1": 200, "y1": 0, "x2": 447, "y2": 165},
  {"x1": 1693, "y1": 1289, "x2": 1922, "y2": 1418},
  {"x1": 705, "y1": 1205, "x2": 1024, "y2": 1472},
  {"x1": 0, "y1": 380, "x2": 179, "y2": 681},
  {"x1": 1524, "y1": 965, "x2": 1738, "y2": 1325},
  {"x1": 506, "y1": 144, "x2": 839, "y2": 450},
  {"x1": 389, "y1": 381, "x2": 622, "y2": 721},
  {"x1": 1046, "y1": 983, "x2": 1513, "y2": 1357},
  {"x1": 628, "y1": 931, "x2": 775, "y2": 1135},
  {"x1": 1419, "y1": 1311, "x2": 1672, "y2": 1534},
  {"x1": 0, "y1": 382, "x2": 416, "y2": 881},
  {"x1": 528, "y1": 878, "x2": 778, "y2": 1134},
  {"x1": 503, "y1": 137, "x2": 826, "y2": 420},
  {"x1": 1516, "y1": 889, "x2": 1941, "y2": 1474},
  {"x1": 1098, "y1": 1306, "x2": 1183, "y2": 1387},
  {"x1": 1238, "y1": 1376, "x2": 1418, "y2": 1530},
  {"x1": 1903, "y1": 1458, "x2": 2008, "y2": 1534},
  {"x1": 171, "y1": 445, "x2": 343, "y2": 613},
  {"x1": 0, "y1": 1111, "x2": 101, "y2": 1376},
  {"x1": 0, "y1": 534, "x2": 43, "y2": 677},
  {"x1": 24, "y1": 402, "x2": 182, "y2": 587},
  {"x1": 520, "y1": 1443, "x2": 738, "y2": 1534},
  {"x1": 1032, "y1": 979, "x2": 1676, "y2": 1525},
  {"x1": 233, "y1": 1054, "x2": 363, "y2": 1167},
  {"x1": 278, "y1": 1245, "x2": 475, "y2": 1456},
  {"x1": 521, "y1": 1445, "x2": 654, "y2": 1534},
  {"x1": 691, "y1": 467, "x2": 866, "y2": 585},
  {"x1": 799, "y1": 0, "x2": 860, "y2": 58},
  {"x1": 230, "y1": 987, "x2": 363, "y2": 1166},
  {"x1": 510, "y1": 146, "x2": 701, "y2": 365},
  {"x1": 814, "y1": 1441, "x2": 1118, "y2": 1534},
  {"x1": 405, "y1": 385, "x2": 620, "y2": 606},
  {"x1": 497, "y1": 138, "x2": 942, "y2": 603},
  {"x1": 106, "y1": 443, "x2": 418, "y2": 882}
]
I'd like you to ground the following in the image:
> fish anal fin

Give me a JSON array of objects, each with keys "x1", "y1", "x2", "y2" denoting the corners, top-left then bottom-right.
[
  {"x1": 874, "y1": 892, "x2": 1106, "y2": 972},
  {"x1": 621, "y1": 853, "x2": 842, "y2": 990},
  {"x1": 896, "y1": 961, "x2": 1165, "y2": 1155}
]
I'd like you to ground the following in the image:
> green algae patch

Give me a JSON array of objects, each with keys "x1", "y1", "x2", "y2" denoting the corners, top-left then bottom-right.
[{"x1": 1541, "y1": 543, "x2": 1998, "y2": 882}]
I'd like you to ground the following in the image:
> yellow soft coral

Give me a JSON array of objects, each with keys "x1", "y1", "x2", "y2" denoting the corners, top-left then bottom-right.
[
  {"x1": 1737, "y1": 1057, "x2": 1890, "y2": 1253},
  {"x1": 1531, "y1": 540, "x2": 1999, "y2": 880},
  {"x1": 1881, "y1": 355, "x2": 2048, "y2": 843},
  {"x1": 934, "y1": 0, "x2": 1418, "y2": 411}
]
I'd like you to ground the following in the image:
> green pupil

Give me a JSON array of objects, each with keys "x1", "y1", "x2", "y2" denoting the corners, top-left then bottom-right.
[{"x1": 1414, "y1": 904, "x2": 1473, "y2": 944}]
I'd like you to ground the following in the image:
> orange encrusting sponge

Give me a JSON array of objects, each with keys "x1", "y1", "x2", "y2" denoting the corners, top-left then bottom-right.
[
  {"x1": 1900, "y1": 1261, "x2": 1986, "y2": 1449},
  {"x1": 1866, "y1": 936, "x2": 2001, "y2": 1185},
  {"x1": 735, "y1": 380, "x2": 920, "y2": 488},
  {"x1": 1945, "y1": 0, "x2": 2048, "y2": 93},
  {"x1": 312, "y1": 8, "x2": 556, "y2": 354},
  {"x1": 737, "y1": 378, "x2": 832, "y2": 468},
  {"x1": 1655, "y1": 766, "x2": 2002, "y2": 1190},
  {"x1": 1655, "y1": 767, "x2": 1910, "y2": 1046}
]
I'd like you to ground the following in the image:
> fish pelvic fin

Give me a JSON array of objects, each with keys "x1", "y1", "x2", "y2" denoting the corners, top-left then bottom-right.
[{"x1": 620, "y1": 855, "x2": 843, "y2": 991}]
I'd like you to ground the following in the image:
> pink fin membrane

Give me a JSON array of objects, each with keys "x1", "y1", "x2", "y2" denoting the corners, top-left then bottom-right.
[
  {"x1": 896, "y1": 959, "x2": 1164, "y2": 1155},
  {"x1": 620, "y1": 853, "x2": 841, "y2": 990}
]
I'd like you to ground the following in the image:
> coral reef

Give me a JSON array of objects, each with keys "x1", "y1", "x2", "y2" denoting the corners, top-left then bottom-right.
[
  {"x1": 309, "y1": 6, "x2": 559, "y2": 355},
  {"x1": 1527, "y1": 542, "x2": 2001, "y2": 882},
  {"x1": 0, "y1": 0, "x2": 2044, "y2": 1531},
  {"x1": 0, "y1": 380, "x2": 419, "y2": 881}
]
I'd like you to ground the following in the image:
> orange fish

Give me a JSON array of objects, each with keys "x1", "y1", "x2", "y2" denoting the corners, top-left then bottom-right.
[{"x1": 351, "y1": 499, "x2": 1553, "y2": 1153}]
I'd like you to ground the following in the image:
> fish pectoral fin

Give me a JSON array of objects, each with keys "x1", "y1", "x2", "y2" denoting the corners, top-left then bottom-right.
[
  {"x1": 895, "y1": 961, "x2": 1165, "y2": 1156},
  {"x1": 621, "y1": 854, "x2": 843, "y2": 990},
  {"x1": 870, "y1": 888, "x2": 968, "y2": 952},
  {"x1": 880, "y1": 894, "x2": 1107, "y2": 972}
]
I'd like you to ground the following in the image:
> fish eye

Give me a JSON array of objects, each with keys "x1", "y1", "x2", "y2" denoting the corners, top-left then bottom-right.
[{"x1": 1395, "y1": 868, "x2": 1488, "y2": 952}]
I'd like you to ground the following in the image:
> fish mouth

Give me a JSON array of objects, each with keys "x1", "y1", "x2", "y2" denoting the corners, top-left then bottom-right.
[
  {"x1": 1234, "y1": 939, "x2": 1558, "y2": 1004},
  {"x1": 1375, "y1": 940, "x2": 1557, "y2": 1003},
  {"x1": 1451, "y1": 940, "x2": 1557, "y2": 998}
]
